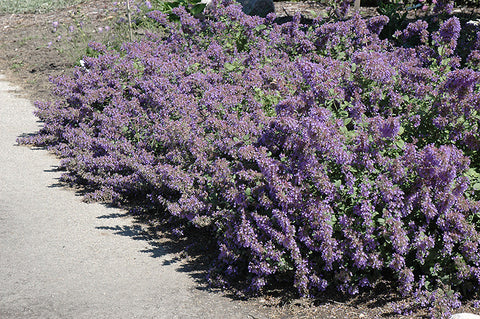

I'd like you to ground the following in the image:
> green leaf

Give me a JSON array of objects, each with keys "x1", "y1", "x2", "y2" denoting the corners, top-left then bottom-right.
[
  {"x1": 395, "y1": 139, "x2": 405, "y2": 149},
  {"x1": 424, "y1": 280, "x2": 430, "y2": 289},
  {"x1": 437, "y1": 46, "x2": 444, "y2": 56},
  {"x1": 190, "y1": 3, "x2": 206, "y2": 15},
  {"x1": 338, "y1": 110, "x2": 348, "y2": 118},
  {"x1": 254, "y1": 24, "x2": 267, "y2": 32},
  {"x1": 473, "y1": 183, "x2": 480, "y2": 191},
  {"x1": 326, "y1": 215, "x2": 337, "y2": 226},
  {"x1": 224, "y1": 62, "x2": 235, "y2": 72},
  {"x1": 162, "y1": 2, "x2": 175, "y2": 10},
  {"x1": 351, "y1": 63, "x2": 357, "y2": 73},
  {"x1": 467, "y1": 168, "x2": 480, "y2": 177}
]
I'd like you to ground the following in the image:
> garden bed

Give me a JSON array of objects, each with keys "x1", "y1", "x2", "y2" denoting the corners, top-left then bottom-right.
[{"x1": 2, "y1": 1, "x2": 480, "y2": 318}]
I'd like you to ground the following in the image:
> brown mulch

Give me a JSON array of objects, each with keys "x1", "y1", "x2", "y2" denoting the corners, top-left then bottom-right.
[{"x1": 1, "y1": 1, "x2": 480, "y2": 318}]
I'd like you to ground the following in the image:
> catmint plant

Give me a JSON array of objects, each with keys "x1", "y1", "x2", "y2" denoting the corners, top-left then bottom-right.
[{"x1": 19, "y1": 1, "x2": 480, "y2": 317}]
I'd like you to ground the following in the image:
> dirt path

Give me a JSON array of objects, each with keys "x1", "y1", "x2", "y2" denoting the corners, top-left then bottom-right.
[{"x1": 0, "y1": 74, "x2": 270, "y2": 318}]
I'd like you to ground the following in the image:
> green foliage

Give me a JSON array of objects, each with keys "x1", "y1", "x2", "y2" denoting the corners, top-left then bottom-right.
[
  {"x1": 149, "y1": 0, "x2": 206, "y2": 21},
  {"x1": 377, "y1": 0, "x2": 419, "y2": 39},
  {"x1": 253, "y1": 87, "x2": 280, "y2": 117}
]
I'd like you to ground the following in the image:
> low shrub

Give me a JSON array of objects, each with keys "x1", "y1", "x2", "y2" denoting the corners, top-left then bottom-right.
[{"x1": 19, "y1": 2, "x2": 480, "y2": 317}]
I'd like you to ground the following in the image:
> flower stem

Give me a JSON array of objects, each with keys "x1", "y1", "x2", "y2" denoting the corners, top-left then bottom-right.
[{"x1": 126, "y1": 0, "x2": 133, "y2": 42}]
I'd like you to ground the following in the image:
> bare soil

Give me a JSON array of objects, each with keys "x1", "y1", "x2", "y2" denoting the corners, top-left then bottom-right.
[
  {"x1": 0, "y1": 0, "x2": 117, "y2": 101},
  {"x1": 1, "y1": 1, "x2": 480, "y2": 318}
]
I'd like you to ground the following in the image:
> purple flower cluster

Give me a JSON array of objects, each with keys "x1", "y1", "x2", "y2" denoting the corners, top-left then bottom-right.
[{"x1": 19, "y1": 2, "x2": 480, "y2": 316}]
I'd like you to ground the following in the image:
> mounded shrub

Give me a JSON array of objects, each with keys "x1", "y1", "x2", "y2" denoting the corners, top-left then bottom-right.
[{"x1": 20, "y1": 2, "x2": 480, "y2": 317}]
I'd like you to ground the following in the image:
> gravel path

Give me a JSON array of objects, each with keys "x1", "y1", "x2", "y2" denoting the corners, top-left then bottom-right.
[{"x1": 0, "y1": 74, "x2": 268, "y2": 319}]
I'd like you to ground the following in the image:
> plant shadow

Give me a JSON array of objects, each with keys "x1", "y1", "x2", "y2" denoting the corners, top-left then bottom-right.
[
  {"x1": 34, "y1": 161, "x2": 423, "y2": 317},
  {"x1": 93, "y1": 208, "x2": 227, "y2": 294}
]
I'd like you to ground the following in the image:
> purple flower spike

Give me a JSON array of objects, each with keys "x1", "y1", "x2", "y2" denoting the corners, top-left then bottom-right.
[{"x1": 439, "y1": 17, "x2": 461, "y2": 44}]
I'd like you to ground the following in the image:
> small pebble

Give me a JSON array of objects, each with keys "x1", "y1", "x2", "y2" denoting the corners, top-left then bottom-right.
[
  {"x1": 467, "y1": 20, "x2": 480, "y2": 26},
  {"x1": 450, "y1": 313, "x2": 480, "y2": 319}
]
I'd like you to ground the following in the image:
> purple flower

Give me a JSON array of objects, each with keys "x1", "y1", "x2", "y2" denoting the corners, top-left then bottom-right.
[
  {"x1": 147, "y1": 10, "x2": 169, "y2": 25},
  {"x1": 439, "y1": 17, "x2": 460, "y2": 43},
  {"x1": 444, "y1": 69, "x2": 480, "y2": 97},
  {"x1": 399, "y1": 20, "x2": 429, "y2": 44},
  {"x1": 367, "y1": 15, "x2": 389, "y2": 35},
  {"x1": 18, "y1": 4, "x2": 480, "y2": 314},
  {"x1": 378, "y1": 116, "x2": 401, "y2": 139},
  {"x1": 433, "y1": 16, "x2": 461, "y2": 55},
  {"x1": 171, "y1": 6, "x2": 201, "y2": 34},
  {"x1": 398, "y1": 268, "x2": 414, "y2": 295}
]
